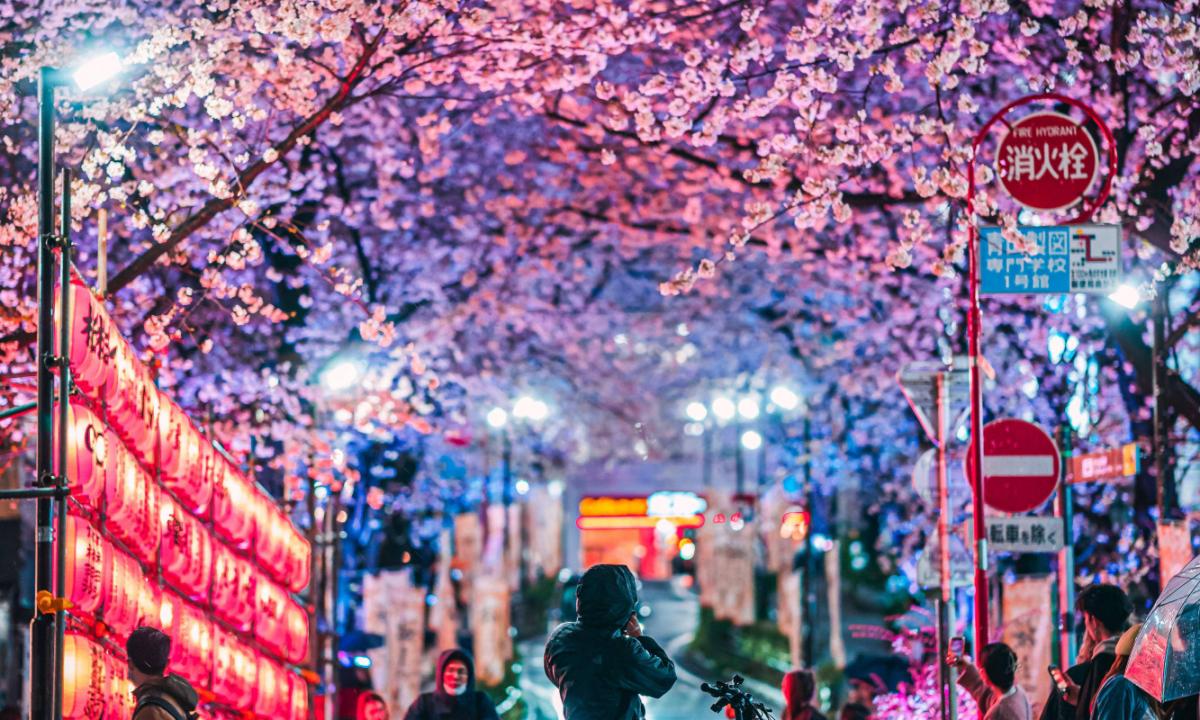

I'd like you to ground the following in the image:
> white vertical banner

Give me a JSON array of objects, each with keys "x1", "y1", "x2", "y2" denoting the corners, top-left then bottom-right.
[
  {"x1": 777, "y1": 570, "x2": 801, "y2": 668},
  {"x1": 713, "y1": 525, "x2": 755, "y2": 626},
  {"x1": 759, "y1": 485, "x2": 792, "y2": 574},
  {"x1": 506, "y1": 503, "x2": 523, "y2": 591},
  {"x1": 526, "y1": 484, "x2": 565, "y2": 582},
  {"x1": 471, "y1": 574, "x2": 512, "y2": 686},
  {"x1": 363, "y1": 570, "x2": 428, "y2": 719},
  {"x1": 432, "y1": 528, "x2": 459, "y2": 653},
  {"x1": 1002, "y1": 575, "x2": 1054, "y2": 714}
]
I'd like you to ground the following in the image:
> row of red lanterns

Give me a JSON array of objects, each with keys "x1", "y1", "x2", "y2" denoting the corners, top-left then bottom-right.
[
  {"x1": 59, "y1": 280, "x2": 311, "y2": 592},
  {"x1": 63, "y1": 632, "x2": 308, "y2": 720}
]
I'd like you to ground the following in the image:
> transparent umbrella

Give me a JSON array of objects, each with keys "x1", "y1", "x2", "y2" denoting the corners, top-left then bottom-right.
[{"x1": 1126, "y1": 556, "x2": 1200, "y2": 702}]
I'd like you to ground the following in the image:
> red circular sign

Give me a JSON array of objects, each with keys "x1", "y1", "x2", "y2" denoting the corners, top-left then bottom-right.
[
  {"x1": 966, "y1": 418, "x2": 1060, "y2": 513},
  {"x1": 995, "y1": 111, "x2": 1099, "y2": 211}
]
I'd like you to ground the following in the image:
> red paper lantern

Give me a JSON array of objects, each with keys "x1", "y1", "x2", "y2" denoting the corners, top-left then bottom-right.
[
  {"x1": 135, "y1": 575, "x2": 162, "y2": 631},
  {"x1": 54, "y1": 401, "x2": 109, "y2": 509},
  {"x1": 289, "y1": 670, "x2": 309, "y2": 720},
  {"x1": 63, "y1": 513, "x2": 107, "y2": 617},
  {"x1": 211, "y1": 542, "x2": 255, "y2": 631},
  {"x1": 104, "y1": 649, "x2": 137, "y2": 720},
  {"x1": 63, "y1": 633, "x2": 109, "y2": 719},
  {"x1": 172, "y1": 597, "x2": 213, "y2": 685},
  {"x1": 212, "y1": 627, "x2": 256, "y2": 709},
  {"x1": 159, "y1": 495, "x2": 213, "y2": 601},
  {"x1": 60, "y1": 283, "x2": 114, "y2": 396},
  {"x1": 105, "y1": 449, "x2": 159, "y2": 565},
  {"x1": 255, "y1": 576, "x2": 308, "y2": 664},
  {"x1": 283, "y1": 598, "x2": 309, "y2": 664},
  {"x1": 255, "y1": 654, "x2": 290, "y2": 718},
  {"x1": 103, "y1": 543, "x2": 143, "y2": 641},
  {"x1": 212, "y1": 463, "x2": 255, "y2": 549},
  {"x1": 157, "y1": 401, "x2": 214, "y2": 515},
  {"x1": 255, "y1": 499, "x2": 288, "y2": 578},
  {"x1": 285, "y1": 524, "x2": 312, "y2": 593}
]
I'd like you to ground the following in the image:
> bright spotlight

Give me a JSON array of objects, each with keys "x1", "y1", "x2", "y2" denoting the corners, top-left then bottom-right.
[
  {"x1": 770, "y1": 386, "x2": 799, "y2": 411},
  {"x1": 685, "y1": 401, "x2": 708, "y2": 422},
  {"x1": 737, "y1": 397, "x2": 760, "y2": 420},
  {"x1": 320, "y1": 358, "x2": 364, "y2": 392},
  {"x1": 72, "y1": 51, "x2": 123, "y2": 91},
  {"x1": 513, "y1": 396, "x2": 549, "y2": 421},
  {"x1": 711, "y1": 396, "x2": 736, "y2": 423},
  {"x1": 740, "y1": 430, "x2": 763, "y2": 450},
  {"x1": 515, "y1": 479, "x2": 530, "y2": 495},
  {"x1": 486, "y1": 407, "x2": 509, "y2": 429},
  {"x1": 1108, "y1": 283, "x2": 1141, "y2": 310}
]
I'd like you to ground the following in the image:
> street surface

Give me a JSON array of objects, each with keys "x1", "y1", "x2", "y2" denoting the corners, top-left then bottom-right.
[{"x1": 519, "y1": 582, "x2": 785, "y2": 720}]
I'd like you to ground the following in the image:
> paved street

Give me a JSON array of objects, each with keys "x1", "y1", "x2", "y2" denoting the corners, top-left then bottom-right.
[{"x1": 519, "y1": 583, "x2": 785, "y2": 720}]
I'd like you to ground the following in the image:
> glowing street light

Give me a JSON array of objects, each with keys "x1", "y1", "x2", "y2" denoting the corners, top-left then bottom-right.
[
  {"x1": 740, "y1": 430, "x2": 763, "y2": 450},
  {"x1": 1108, "y1": 283, "x2": 1141, "y2": 310},
  {"x1": 486, "y1": 407, "x2": 509, "y2": 429},
  {"x1": 711, "y1": 396, "x2": 736, "y2": 423},
  {"x1": 71, "y1": 51, "x2": 124, "y2": 91},
  {"x1": 737, "y1": 397, "x2": 760, "y2": 420},
  {"x1": 319, "y1": 358, "x2": 365, "y2": 392},
  {"x1": 512, "y1": 395, "x2": 549, "y2": 421},
  {"x1": 685, "y1": 401, "x2": 708, "y2": 422},
  {"x1": 769, "y1": 385, "x2": 800, "y2": 411}
]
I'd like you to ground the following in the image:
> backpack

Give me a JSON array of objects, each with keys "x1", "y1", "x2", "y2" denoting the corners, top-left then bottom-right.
[{"x1": 134, "y1": 696, "x2": 199, "y2": 720}]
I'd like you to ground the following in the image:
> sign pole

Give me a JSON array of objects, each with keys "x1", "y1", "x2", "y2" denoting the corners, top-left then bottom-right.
[
  {"x1": 936, "y1": 373, "x2": 958, "y2": 720},
  {"x1": 1055, "y1": 425, "x2": 1076, "y2": 664},
  {"x1": 965, "y1": 92, "x2": 1115, "y2": 648}
]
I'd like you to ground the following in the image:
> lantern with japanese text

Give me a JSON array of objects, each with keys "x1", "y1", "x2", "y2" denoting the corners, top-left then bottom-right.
[
  {"x1": 105, "y1": 450, "x2": 159, "y2": 565},
  {"x1": 255, "y1": 654, "x2": 290, "y2": 718},
  {"x1": 211, "y1": 542, "x2": 255, "y2": 631},
  {"x1": 60, "y1": 282, "x2": 114, "y2": 396},
  {"x1": 158, "y1": 402, "x2": 213, "y2": 514},
  {"x1": 104, "y1": 339, "x2": 141, "y2": 439},
  {"x1": 172, "y1": 597, "x2": 214, "y2": 685},
  {"x1": 255, "y1": 499, "x2": 290, "y2": 581},
  {"x1": 211, "y1": 463, "x2": 255, "y2": 548},
  {"x1": 135, "y1": 575, "x2": 162, "y2": 631},
  {"x1": 284, "y1": 524, "x2": 312, "y2": 592},
  {"x1": 104, "y1": 650, "x2": 137, "y2": 720},
  {"x1": 159, "y1": 496, "x2": 213, "y2": 600},
  {"x1": 103, "y1": 544, "x2": 143, "y2": 641},
  {"x1": 63, "y1": 514, "x2": 107, "y2": 617},
  {"x1": 212, "y1": 628, "x2": 256, "y2": 709},
  {"x1": 283, "y1": 599, "x2": 309, "y2": 664},
  {"x1": 63, "y1": 633, "x2": 108, "y2": 720},
  {"x1": 254, "y1": 577, "x2": 291, "y2": 660},
  {"x1": 288, "y1": 670, "x2": 309, "y2": 720},
  {"x1": 55, "y1": 401, "x2": 108, "y2": 510}
]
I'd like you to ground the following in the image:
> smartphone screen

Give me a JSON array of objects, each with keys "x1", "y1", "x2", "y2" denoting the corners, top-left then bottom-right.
[
  {"x1": 1048, "y1": 665, "x2": 1069, "y2": 692},
  {"x1": 949, "y1": 636, "x2": 964, "y2": 656}
]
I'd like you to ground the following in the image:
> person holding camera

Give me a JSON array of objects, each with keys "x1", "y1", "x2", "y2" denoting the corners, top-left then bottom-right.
[
  {"x1": 947, "y1": 642, "x2": 1031, "y2": 720},
  {"x1": 544, "y1": 564, "x2": 677, "y2": 720}
]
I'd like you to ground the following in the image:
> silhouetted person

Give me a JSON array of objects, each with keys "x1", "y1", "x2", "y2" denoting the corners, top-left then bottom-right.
[
  {"x1": 1040, "y1": 583, "x2": 1132, "y2": 720},
  {"x1": 126, "y1": 626, "x2": 198, "y2": 720}
]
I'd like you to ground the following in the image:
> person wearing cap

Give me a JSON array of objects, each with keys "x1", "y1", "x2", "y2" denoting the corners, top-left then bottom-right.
[
  {"x1": 126, "y1": 626, "x2": 199, "y2": 720},
  {"x1": 544, "y1": 564, "x2": 677, "y2": 720}
]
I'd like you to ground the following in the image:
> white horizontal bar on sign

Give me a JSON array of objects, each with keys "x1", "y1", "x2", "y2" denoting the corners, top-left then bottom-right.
[{"x1": 983, "y1": 455, "x2": 1055, "y2": 477}]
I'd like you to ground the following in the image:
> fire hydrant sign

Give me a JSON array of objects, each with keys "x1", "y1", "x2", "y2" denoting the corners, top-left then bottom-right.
[
  {"x1": 996, "y1": 111, "x2": 1099, "y2": 211},
  {"x1": 980, "y1": 224, "x2": 1121, "y2": 294},
  {"x1": 966, "y1": 418, "x2": 1061, "y2": 514}
]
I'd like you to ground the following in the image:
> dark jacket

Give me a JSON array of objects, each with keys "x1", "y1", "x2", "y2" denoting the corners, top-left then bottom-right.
[
  {"x1": 544, "y1": 564, "x2": 677, "y2": 720},
  {"x1": 1038, "y1": 647, "x2": 1117, "y2": 720},
  {"x1": 1092, "y1": 676, "x2": 1157, "y2": 720},
  {"x1": 404, "y1": 649, "x2": 499, "y2": 720},
  {"x1": 132, "y1": 674, "x2": 198, "y2": 720}
]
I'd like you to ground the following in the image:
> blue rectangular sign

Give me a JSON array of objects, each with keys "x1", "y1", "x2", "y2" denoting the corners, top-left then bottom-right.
[{"x1": 980, "y1": 225, "x2": 1071, "y2": 294}]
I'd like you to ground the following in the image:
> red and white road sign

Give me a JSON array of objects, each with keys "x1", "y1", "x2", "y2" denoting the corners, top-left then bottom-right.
[
  {"x1": 995, "y1": 111, "x2": 1099, "y2": 212},
  {"x1": 966, "y1": 418, "x2": 1061, "y2": 514}
]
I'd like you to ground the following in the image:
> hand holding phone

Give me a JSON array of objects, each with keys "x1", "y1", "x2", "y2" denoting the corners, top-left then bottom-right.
[
  {"x1": 1048, "y1": 665, "x2": 1069, "y2": 692},
  {"x1": 949, "y1": 636, "x2": 965, "y2": 657}
]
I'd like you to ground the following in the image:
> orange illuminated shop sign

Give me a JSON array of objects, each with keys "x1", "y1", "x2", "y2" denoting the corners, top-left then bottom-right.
[
  {"x1": 579, "y1": 496, "x2": 648, "y2": 517},
  {"x1": 576, "y1": 515, "x2": 705, "y2": 530}
]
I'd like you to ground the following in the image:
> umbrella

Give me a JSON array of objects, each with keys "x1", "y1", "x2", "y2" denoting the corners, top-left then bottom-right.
[{"x1": 1126, "y1": 555, "x2": 1200, "y2": 702}]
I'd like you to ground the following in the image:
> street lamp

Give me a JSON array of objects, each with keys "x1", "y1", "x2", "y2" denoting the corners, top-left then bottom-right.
[
  {"x1": 737, "y1": 397, "x2": 760, "y2": 421},
  {"x1": 1107, "y1": 283, "x2": 1141, "y2": 310},
  {"x1": 512, "y1": 395, "x2": 549, "y2": 422},
  {"x1": 740, "y1": 430, "x2": 763, "y2": 451},
  {"x1": 33, "y1": 51, "x2": 124, "y2": 720},
  {"x1": 486, "y1": 407, "x2": 509, "y2": 429},
  {"x1": 71, "y1": 51, "x2": 124, "y2": 91},
  {"x1": 769, "y1": 385, "x2": 800, "y2": 412},
  {"x1": 319, "y1": 358, "x2": 366, "y2": 393},
  {"x1": 711, "y1": 396, "x2": 736, "y2": 423},
  {"x1": 685, "y1": 401, "x2": 708, "y2": 423}
]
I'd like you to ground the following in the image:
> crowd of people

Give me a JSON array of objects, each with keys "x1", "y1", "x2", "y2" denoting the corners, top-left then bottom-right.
[{"x1": 115, "y1": 575, "x2": 1188, "y2": 720}]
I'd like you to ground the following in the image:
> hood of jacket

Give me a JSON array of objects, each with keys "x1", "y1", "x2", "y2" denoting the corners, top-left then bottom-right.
[
  {"x1": 576, "y1": 564, "x2": 638, "y2": 631},
  {"x1": 436, "y1": 648, "x2": 477, "y2": 696},
  {"x1": 134, "y1": 673, "x2": 199, "y2": 713}
]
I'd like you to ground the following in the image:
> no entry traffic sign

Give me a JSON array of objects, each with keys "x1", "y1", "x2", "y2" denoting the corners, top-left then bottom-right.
[
  {"x1": 966, "y1": 418, "x2": 1061, "y2": 513},
  {"x1": 996, "y1": 112, "x2": 1099, "y2": 211}
]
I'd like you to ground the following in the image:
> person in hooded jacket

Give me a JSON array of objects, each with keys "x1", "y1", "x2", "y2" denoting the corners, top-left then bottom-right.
[
  {"x1": 404, "y1": 649, "x2": 500, "y2": 720},
  {"x1": 544, "y1": 564, "x2": 677, "y2": 720},
  {"x1": 126, "y1": 626, "x2": 199, "y2": 720}
]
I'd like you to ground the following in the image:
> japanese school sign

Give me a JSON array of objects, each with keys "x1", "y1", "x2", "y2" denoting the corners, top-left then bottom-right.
[{"x1": 980, "y1": 224, "x2": 1122, "y2": 294}]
